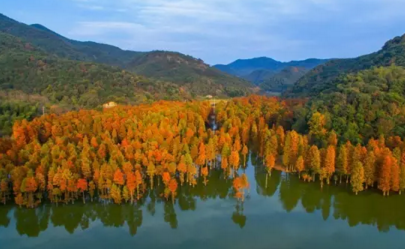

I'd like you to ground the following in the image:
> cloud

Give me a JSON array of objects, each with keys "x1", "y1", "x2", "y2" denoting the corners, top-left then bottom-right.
[
  {"x1": 64, "y1": 0, "x2": 405, "y2": 64},
  {"x1": 69, "y1": 22, "x2": 145, "y2": 36},
  {"x1": 77, "y1": 4, "x2": 104, "y2": 10}
]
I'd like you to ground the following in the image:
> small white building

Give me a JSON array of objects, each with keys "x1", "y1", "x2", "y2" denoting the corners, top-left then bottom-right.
[{"x1": 103, "y1": 101, "x2": 118, "y2": 108}]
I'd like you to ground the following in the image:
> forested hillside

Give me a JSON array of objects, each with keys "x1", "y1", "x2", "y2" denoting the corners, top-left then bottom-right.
[
  {"x1": 126, "y1": 51, "x2": 253, "y2": 97},
  {"x1": 286, "y1": 34, "x2": 405, "y2": 97},
  {"x1": 0, "y1": 32, "x2": 191, "y2": 105},
  {"x1": 295, "y1": 66, "x2": 405, "y2": 144},
  {"x1": 0, "y1": 31, "x2": 192, "y2": 134},
  {"x1": 274, "y1": 32, "x2": 405, "y2": 146},
  {"x1": 0, "y1": 100, "x2": 39, "y2": 136},
  {"x1": 0, "y1": 14, "x2": 252, "y2": 97},
  {"x1": 259, "y1": 67, "x2": 308, "y2": 92}
]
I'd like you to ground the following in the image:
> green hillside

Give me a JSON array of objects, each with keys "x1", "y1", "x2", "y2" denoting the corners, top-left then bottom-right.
[
  {"x1": 296, "y1": 65, "x2": 405, "y2": 144},
  {"x1": 0, "y1": 32, "x2": 188, "y2": 106},
  {"x1": 0, "y1": 14, "x2": 140, "y2": 66},
  {"x1": 0, "y1": 31, "x2": 191, "y2": 134},
  {"x1": 259, "y1": 67, "x2": 308, "y2": 92},
  {"x1": 0, "y1": 13, "x2": 252, "y2": 97},
  {"x1": 286, "y1": 34, "x2": 405, "y2": 97},
  {"x1": 127, "y1": 51, "x2": 253, "y2": 96},
  {"x1": 242, "y1": 69, "x2": 276, "y2": 85}
]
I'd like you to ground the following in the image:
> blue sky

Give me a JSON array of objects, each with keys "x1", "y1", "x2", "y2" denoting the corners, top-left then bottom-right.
[{"x1": 2, "y1": 0, "x2": 405, "y2": 65}]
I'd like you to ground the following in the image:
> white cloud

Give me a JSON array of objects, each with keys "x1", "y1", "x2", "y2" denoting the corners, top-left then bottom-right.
[
  {"x1": 64, "y1": 0, "x2": 405, "y2": 64},
  {"x1": 68, "y1": 21, "x2": 146, "y2": 36}
]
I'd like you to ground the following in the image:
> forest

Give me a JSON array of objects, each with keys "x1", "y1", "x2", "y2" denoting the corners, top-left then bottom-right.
[
  {"x1": 296, "y1": 65, "x2": 405, "y2": 143},
  {"x1": 285, "y1": 33, "x2": 405, "y2": 97},
  {"x1": 0, "y1": 29, "x2": 252, "y2": 133},
  {"x1": 0, "y1": 31, "x2": 192, "y2": 108},
  {"x1": 0, "y1": 13, "x2": 253, "y2": 99},
  {"x1": 1, "y1": 95, "x2": 405, "y2": 209}
]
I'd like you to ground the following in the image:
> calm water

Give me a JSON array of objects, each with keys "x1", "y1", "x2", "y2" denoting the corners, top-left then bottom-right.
[{"x1": 1, "y1": 154, "x2": 405, "y2": 249}]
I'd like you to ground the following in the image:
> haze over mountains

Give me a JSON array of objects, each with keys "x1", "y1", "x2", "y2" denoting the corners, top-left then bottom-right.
[
  {"x1": 214, "y1": 57, "x2": 328, "y2": 92},
  {"x1": 214, "y1": 57, "x2": 327, "y2": 77}
]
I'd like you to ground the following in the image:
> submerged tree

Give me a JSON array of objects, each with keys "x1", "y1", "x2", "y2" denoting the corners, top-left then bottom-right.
[{"x1": 351, "y1": 162, "x2": 365, "y2": 195}]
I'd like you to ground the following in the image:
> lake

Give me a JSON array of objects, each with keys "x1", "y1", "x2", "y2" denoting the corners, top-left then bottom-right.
[{"x1": 1, "y1": 153, "x2": 405, "y2": 249}]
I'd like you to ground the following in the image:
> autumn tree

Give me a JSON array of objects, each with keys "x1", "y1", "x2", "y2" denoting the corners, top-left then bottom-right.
[
  {"x1": 379, "y1": 155, "x2": 392, "y2": 196},
  {"x1": 391, "y1": 158, "x2": 400, "y2": 193},
  {"x1": 324, "y1": 146, "x2": 336, "y2": 185},
  {"x1": 363, "y1": 151, "x2": 376, "y2": 189},
  {"x1": 336, "y1": 145, "x2": 349, "y2": 184},
  {"x1": 77, "y1": 179, "x2": 88, "y2": 203},
  {"x1": 351, "y1": 162, "x2": 364, "y2": 195},
  {"x1": 400, "y1": 162, "x2": 405, "y2": 195},
  {"x1": 295, "y1": 156, "x2": 305, "y2": 179},
  {"x1": 110, "y1": 184, "x2": 122, "y2": 204},
  {"x1": 308, "y1": 145, "x2": 320, "y2": 181},
  {"x1": 113, "y1": 169, "x2": 125, "y2": 186}
]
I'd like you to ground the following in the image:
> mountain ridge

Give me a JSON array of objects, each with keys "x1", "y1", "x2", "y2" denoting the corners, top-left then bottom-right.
[
  {"x1": 214, "y1": 57, "x2": 328, "y2": 76},
  {"x1": 0, "y1": 13, "x2": 253, "y2": 97},
  {"x1": 0, "y1": 31, "x2": 191, "y2": 107},
  {"x1": 214, "y1": 57, "x2": 328, "y2": 91},
  {"x1": 284, "y1": 33, "x2": 405, "y2": 97},
  {"x1": 259, "y1": 66, "x2": 308, "y2": 92}
]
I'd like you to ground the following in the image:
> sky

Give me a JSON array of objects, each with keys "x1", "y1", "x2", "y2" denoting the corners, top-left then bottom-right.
[{"x1": 2, "y1": 0, "x2": 405, "y2": 65}]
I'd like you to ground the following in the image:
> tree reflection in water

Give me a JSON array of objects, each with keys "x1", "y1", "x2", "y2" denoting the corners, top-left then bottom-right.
[
  {"x1": 232, "y1": 202, "x2": 246, "y2": 228},
  {"x1": 1, "y1": 158, "x2": 405, "y2": 237}
]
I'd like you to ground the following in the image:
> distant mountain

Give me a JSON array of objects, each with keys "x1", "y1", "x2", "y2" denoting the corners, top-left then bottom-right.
[
  {"x1": 285, "y1": 33, "x2": 405, "y2": 97},
  {"x1": 214, "y1": 57, "x2": 327, "y2": 77},
  {"x1": 259, "y1": 67, "x2": 308, "y2": 92},
  {"x1": 215, "y1": 57, "x2": 284, "y2": 77},
  {"x1": 126, "y1": 51, "x2": 252, "y2": 96},
  {"x1": 214, "y1": 57, "x2": 328, "y2": 91},
  {"x1": 242, "y1": 69, "x2": 276, "y2": 84},
  {"x1": 0, "y1": 14, "x2": 143, "y2": 66},
  {"x1": 0, "y1": 13, "x2": 252, "y2": 97}
]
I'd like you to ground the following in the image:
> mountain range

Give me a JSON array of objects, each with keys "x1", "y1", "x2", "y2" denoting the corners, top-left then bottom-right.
[
  {"x1": 214, "y1": 57, "x2": 328, "y2": 92},
  {"x1": 1, "y1": 12, "x2": 404, "y2": 101},
  {"x1": 0, "y1": 13, "x2": 253, "y2": 98}
]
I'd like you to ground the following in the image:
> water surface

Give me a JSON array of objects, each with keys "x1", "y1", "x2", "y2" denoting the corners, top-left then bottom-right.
[{"x1": 1, "y1": 154, "x2": 405, "y2": 249}]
